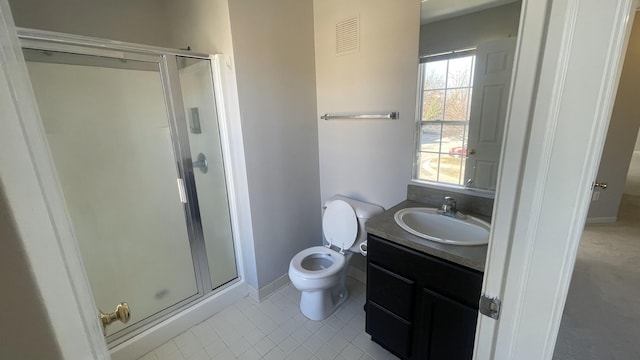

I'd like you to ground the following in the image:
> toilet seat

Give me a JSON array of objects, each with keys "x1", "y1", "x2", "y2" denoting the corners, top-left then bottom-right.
[
  {"x1": 322, "y1": 199, "x2": 358, "y2": 253},
  {"x1": 290, "y1": 246, "x2": 345, "y2": 279}
]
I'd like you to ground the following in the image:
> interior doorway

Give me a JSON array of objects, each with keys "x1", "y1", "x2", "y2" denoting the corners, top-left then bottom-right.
[{"x1": 623, "y1": 135, "x2": 640, "y2": 195}]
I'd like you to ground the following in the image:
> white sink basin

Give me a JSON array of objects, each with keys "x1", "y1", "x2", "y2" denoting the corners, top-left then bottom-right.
[{"x1": 394, "y1": 208, "x2": 490, "y2": 246}]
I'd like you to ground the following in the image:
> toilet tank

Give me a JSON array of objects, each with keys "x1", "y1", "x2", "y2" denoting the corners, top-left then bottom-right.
[{"x1": 324, "y1": 195, "x2": 384, "y2": 251}]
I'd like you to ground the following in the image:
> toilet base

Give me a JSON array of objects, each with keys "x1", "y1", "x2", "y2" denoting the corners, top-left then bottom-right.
[
  {"x1": 300, "y1": 283, "x2": 349, "y2": 321},
  {"x1": 295, "y1": 252, "x2": 354, "y2": 321}
]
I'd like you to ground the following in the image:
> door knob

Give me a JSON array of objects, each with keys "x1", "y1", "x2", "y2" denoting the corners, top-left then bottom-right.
[
  {"x1": 192, "y1": 153, "x2": 208, "y2": 174},
  {"x1": 468, "y1": 149, "x2": 476, "y2": 155},
  {"x1": 99, "y1": 302, "x2": 130, "y2": 334}
]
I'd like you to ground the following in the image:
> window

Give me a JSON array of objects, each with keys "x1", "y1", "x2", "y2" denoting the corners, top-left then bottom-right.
[{"x1": 415, "y1": 51, "x2": 475, "y2": 186}]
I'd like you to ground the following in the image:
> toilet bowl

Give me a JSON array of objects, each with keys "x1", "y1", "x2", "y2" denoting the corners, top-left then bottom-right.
[
  {"x1": 289, "y1": 246, "x2": 351, "y2": 320},
  {"x1": 288, "y1": 195, "x2": 383, "y2": 320}
]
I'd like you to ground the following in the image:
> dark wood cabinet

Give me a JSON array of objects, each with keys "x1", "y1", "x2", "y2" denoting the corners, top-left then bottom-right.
[
  {"x1": 417, "y1": 288, "x2": 478, "y2": 359},
  {"x1": 365, "y1": 235, "x2": 483, "y2": 360}
]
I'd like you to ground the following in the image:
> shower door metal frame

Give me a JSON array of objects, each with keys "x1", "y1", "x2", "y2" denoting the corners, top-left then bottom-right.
[
  {"x1": 18, "y1": 29, "x2": 238, "y2": 346},
  {"x1": 161, "y1": 54, "x2": 215, "y2": 294}
]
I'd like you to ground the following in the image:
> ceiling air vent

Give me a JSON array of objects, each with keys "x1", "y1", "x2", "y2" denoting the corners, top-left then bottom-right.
[{"x1": 336, "y1": 15, "x2": 359, "y2": 56}]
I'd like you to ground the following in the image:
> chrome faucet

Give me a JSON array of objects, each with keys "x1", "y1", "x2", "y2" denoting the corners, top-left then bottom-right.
[{"x1": 440, "y1": 196, "x2": 458, "y2": 217}]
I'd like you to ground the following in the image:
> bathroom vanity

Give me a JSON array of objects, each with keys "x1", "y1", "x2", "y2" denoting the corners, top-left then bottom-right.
[{"x1": 364, "y1": 199, "x2": 487, "y2": 360}]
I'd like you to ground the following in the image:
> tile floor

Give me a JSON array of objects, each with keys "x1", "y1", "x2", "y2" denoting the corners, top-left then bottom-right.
[{"x1": 138, "y1": 277, "x2": 398, "y2": 360}]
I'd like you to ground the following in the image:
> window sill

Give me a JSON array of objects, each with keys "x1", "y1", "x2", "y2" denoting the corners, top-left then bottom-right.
[{"x1": 409, "y1": 180, "x2": 496, "y2": 199}]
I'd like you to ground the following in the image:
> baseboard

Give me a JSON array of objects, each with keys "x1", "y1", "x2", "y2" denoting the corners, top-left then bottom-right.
[
  {"x1": 585, "y1": 216, "x2": 617, "y2": 224},
  {"x1": 110, "y1": 279, "x2": 248, "y2": 360},
  {"x1": 347, "y1": 264, "x2": 366, "y2": 284},
  {"x1": 248, "y1": 273, "x2": 290, "y2": 302}
]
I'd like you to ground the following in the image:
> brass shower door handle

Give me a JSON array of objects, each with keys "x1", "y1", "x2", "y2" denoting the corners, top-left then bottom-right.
[{"x1": 99, "y1": 302, "x2": 130, "y2": 333}]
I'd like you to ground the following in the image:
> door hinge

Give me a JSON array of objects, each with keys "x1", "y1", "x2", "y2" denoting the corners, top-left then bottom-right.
[
  {"x1": 592, "y1": 181, "x2": 608, "y2": 190},
  {"x1": 479, "y1": 294, "x2": 501, "y2": 320}
]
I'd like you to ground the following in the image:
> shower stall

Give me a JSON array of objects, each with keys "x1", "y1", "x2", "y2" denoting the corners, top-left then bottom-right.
[{"x1": 19, "y1": 29, "x2": 242, "y2": 353}]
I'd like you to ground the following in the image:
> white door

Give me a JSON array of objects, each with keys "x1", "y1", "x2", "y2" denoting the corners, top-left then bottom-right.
[
  {"x1": 465, "y1": 38, "x2": 516, "y2": 190},
  {"x1": 474, "y1": 0, "x2": 637, "y2": 359},
  {"x1": 0, "y1": 1, "x2": 108, "y2": 358}
]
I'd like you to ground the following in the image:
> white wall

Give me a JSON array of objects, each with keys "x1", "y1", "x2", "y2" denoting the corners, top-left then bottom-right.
[
  {"x1": 588, "y1": 14, "x2": 640, "y2": 221},
  {"x1": 227, "y1": 0, "x2": 321, "y2": 289},
  {"x1": 8, "y1": 0, "x2": 172, "y2": 47},
  {"x1": 163, "y1": 0, "x2": 234, "y2": 54},
  {"x1": 314, "y1": 0, "x2": 420, "y2": 209},
  {"x1": 419, "y1": 2, "x2": 521, "y2": 56}
]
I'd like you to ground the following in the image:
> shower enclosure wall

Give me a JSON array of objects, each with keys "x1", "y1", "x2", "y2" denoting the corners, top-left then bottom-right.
[{"x1": 19, "y1": 29, "x2": 242, "y2": 353}]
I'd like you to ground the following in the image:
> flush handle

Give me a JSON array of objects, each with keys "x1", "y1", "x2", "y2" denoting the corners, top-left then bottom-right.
[{"x1": 99, "y1": 302, "x2": 130, "y2": 334}]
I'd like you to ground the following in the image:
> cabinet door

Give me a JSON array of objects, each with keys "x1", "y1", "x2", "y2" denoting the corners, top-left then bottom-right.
[
  {"x1": 418, "y1": 288, "x2": 478, "y2": 360},
  {"x1": 366, "y1": 301, "x2": 413, "y2": 359}
]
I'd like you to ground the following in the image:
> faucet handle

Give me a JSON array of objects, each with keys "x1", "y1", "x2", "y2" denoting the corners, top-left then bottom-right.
[{"x1": 441, "y1": 196, "x2": 463, "y2": 218}]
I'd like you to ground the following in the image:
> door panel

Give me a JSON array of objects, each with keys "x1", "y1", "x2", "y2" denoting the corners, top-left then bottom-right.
[{"x1": 465, "y1": 38, "x2": 517, "y2": 190}]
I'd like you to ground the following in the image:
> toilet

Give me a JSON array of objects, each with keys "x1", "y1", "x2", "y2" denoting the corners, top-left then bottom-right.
[{"x1": 288, "y1": 195, "x2": 383, "y2": 320}]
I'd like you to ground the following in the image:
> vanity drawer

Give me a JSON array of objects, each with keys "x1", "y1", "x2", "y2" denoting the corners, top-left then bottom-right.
[
  {"x1": 367, "y1": 262, "x2": 415, "y2": 320},
  {"x1": 367, "y1": 235, "x2": 483, "y2": 309},
  {"x1": 366, "y1": 301, "x2": 413, "y2": 359}
]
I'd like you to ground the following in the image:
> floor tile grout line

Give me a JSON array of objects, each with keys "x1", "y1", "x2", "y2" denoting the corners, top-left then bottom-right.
[{"x1": 143, "y1": 278, "x2": 397, "y2": 360}]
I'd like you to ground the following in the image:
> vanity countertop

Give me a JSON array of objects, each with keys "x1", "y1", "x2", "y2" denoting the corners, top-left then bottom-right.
[{"x1": 365, "y1": 200, "x2": 488, "y2": 272}]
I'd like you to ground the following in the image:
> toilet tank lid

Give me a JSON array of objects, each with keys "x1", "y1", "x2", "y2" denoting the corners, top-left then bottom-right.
[{"x1": 325, "y1": 195, "x2": 384, "y2": 219}]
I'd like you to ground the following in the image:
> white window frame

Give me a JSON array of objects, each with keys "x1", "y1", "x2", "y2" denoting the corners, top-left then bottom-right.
[{"x1": 413, "y1": 49, "x2": 484, "y2": 191}]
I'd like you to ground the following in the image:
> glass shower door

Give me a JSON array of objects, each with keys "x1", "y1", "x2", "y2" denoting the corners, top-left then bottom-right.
[
  {"x1": 176, "y1": 57, "x2": 238, "y2": 290},
  {"x1": 24, "y1": 49, "x2": 200, "y2": 337}
]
